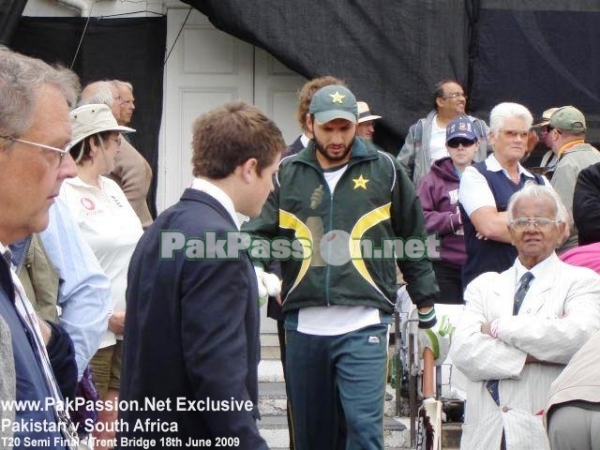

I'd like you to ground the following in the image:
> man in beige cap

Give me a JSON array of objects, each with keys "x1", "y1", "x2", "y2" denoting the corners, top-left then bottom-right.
[
  {"x1": 549, "y1": 105, "x2": 600, "y2": 251},
  {"x1": 530, "y1": 107, "x2": 559, "y2": 177},
  {"x1": 355, "y1": 101, "x2": 381, "y2": 141}
]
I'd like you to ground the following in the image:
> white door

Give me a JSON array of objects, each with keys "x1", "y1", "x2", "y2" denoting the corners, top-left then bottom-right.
[
  {"x1": 159, "y1": 8, "x2": 255, "y2": 210},
  {"x1": 159, "y1": 8, "x2": 306, "y2": 211},
  {"x1": 159, "y1": 7, "x2": 307, "y2": 333}
]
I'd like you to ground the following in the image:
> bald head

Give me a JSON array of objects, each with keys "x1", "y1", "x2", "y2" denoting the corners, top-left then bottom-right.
[{"x1": 79, "y1": 80, "x2": 121, "y2": 121}]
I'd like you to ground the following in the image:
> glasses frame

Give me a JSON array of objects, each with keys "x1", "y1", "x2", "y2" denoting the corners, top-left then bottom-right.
[
  {"x1": 509, "y1": 217, "x2": 558, "y2": 231},
  {"x1": 541, "y1": 125, "x2": 554, "y2": 134},
  {"x1": 498, "y1": 129, "x2": 530, "y2": 139},
  {"x1": 440, "y1": 92, "x2": 467, "y2": 100},
  {"x1": 0, "y1": 135, "x2": 71, "y2": 167}
]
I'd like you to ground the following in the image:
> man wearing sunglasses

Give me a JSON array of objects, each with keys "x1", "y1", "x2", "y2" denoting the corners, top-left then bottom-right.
[
  {"x1": 529, "y1": 107, "x2": 559, "y2": 179},
  {"x1": 398, "y1": 79, "x2": 490, "y2": 185}
]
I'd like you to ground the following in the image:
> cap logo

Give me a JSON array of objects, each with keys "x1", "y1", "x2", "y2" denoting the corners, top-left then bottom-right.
[{"x1": 329, "y1": 91, "x2": 346, "y2": 104}]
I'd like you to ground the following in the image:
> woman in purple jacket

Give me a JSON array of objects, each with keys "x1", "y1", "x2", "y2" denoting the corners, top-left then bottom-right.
[{"x1": 417, "y1": 117, "x2": 479, "y2": 303}]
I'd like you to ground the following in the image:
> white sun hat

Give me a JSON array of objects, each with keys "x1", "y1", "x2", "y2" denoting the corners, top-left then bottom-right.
[
  {"x1": 357, "y1": 101, "x2": 382, "y2": 123},
  {"x1": 70, "y1": 103, "x2": 135, "y2": 146}
]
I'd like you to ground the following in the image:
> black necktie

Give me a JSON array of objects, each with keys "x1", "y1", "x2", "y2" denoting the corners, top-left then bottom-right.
[
  {"x1": 513, "y1": 272, "x2": 534, "y2": 315},
  {"x1": 2, "y1": 249, "x2": 11, "y2": 267}
]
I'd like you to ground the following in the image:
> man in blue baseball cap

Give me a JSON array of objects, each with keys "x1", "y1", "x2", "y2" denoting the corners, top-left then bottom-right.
[{"x1": 245, "y1": 84, "x2": 448, "y2": 450}]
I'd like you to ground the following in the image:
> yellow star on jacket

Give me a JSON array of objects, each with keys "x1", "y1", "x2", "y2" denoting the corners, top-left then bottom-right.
[
  {"x1": 353, "y1": 175, "x2": 369, "y2": 190},
  {"x1": 329, "y1": 91, "x2": 346, "y2": 104}
]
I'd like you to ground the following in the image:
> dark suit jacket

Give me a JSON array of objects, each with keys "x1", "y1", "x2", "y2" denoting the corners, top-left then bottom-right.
[
  {"x1": 118, "y1": 189, "x2": 267, "y2": 450},
  {"x1": 0, "y1": 257, "x2": 75, "y2": 449},
  {"x1": 282, "y1": 135, "x2": 305, "y2": 157},
  {"x1": 574, "y1": 162, "x2": 600, "y2": 245}
]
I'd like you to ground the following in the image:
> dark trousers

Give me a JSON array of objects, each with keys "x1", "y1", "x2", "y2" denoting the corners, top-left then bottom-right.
[
  {"x1": 275, "y1": 319, "x2": 295, "y2": 450},
  {"x1": 286, "y1": 324, "x2": 388, "y2": 450},
  {"x1": 432, "y1": 261, "x2": 465, "y2": 304}
]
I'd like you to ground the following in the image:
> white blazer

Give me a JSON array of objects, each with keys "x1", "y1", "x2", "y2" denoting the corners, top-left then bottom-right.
[{"x1": 450, "y1": 253, "x2": 600, "y2": 450}]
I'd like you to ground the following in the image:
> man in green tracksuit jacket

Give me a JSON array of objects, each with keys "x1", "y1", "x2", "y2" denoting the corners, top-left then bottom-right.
[{"x1": 246, "y1": 85, "x2": 446, "y2": 450}]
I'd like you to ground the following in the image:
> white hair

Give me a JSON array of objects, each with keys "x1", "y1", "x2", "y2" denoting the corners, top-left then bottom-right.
[
  {"x1": 507, "y1": 181, "x2": 567, "y2": 223},
  {"x1": 489, "y1": 102, "x2": 533, "y2": 134}
]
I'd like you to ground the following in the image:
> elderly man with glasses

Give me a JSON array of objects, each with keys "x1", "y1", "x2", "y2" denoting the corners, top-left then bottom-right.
[
  {"x1": 398, "y1": 79, "x2": 489, "y2": 185},
  {"x1": 451, "y1": 182, "x2": 600, "y2": 450},
  {"x1": 0, "y1": 45, "x2": 80, "y2": 450}
]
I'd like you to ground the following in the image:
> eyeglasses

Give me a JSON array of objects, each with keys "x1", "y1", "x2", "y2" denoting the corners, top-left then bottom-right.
[
  {"x1": 0, "y1": 135, "x2": 71, "y2": 168},
  {"x1": 541, "y1": 125, "x2": 554, "y2": 134},
  {"x1": 447, "y1": 138, "x2": 477, "y2": 148},
  {"x1": 499, "y1": 129, "x2": 529, "y2": 139},
  {"x1": 441, "y1": 92, "x2": 467, "y2": 99},
  {"x1": 510, "y1": 217, "x2": 557, "y2": 231},
  {"x1": 120, "y1": 99, "x2": 135, "y2": 106}
]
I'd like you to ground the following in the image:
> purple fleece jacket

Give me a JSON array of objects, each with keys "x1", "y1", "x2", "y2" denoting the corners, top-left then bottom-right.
[{"x1": 416, "y1": 157, "x2": 466, "y2": 267}]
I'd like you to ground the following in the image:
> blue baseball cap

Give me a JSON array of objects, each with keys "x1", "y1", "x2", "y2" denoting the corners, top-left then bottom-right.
[{"x1": 446, "y1": 117, "x2": 477, "y2": 143}]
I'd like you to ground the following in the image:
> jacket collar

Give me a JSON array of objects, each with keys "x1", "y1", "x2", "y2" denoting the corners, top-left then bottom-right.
[
  {"x1": 292, "y1": 136, "x2": 379, "y2": 170},
  {"x1": 179, "y1": 188, "x2": 240, "y2": 230},
  {"x1": 491, "y1": 253, "x2": 559, "y2": 315}
]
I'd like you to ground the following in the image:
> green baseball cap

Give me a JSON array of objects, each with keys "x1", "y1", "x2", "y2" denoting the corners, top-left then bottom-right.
[
  {"x1": 550, "y1": 106, "x2": 586, "y2": 133},
  {"x1": 309, "y1": 85, "x2": 358, "y2": 124}
]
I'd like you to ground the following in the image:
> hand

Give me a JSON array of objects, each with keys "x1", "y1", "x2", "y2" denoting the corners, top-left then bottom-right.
[
  {"x1": 255, "y1": 267, "x2": 282, "y2": 307},
  {"x1": 37, "y1": 316, "x2": 52, "y2": 345},
  {"x1": 481, "y1": 322, "x2": 493, "y2": 336},
  {"x1": 108, "y1": 311, "x2": 125, "y2": 336},
  {"x1": 417, "y1": 314, "x2": 453, "y2": 366}
]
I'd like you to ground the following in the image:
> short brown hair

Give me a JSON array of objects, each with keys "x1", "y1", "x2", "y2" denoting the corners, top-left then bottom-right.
[
  {"x1": 296, "y1": 76, "x2": 346, "y2": 132},
  {"x1": 192, "y1": 101, "x2": 285, "y2": 179}
]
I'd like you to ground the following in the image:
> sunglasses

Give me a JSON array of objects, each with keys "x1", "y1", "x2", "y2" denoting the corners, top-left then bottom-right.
[{"x1": 447, "y1": 138, "x2": 477, "y2": 148}]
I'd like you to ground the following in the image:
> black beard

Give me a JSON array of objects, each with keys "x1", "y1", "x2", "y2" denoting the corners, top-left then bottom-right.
[{"x1": 313, "y1": 135, "x2": 354, "y2": 163}]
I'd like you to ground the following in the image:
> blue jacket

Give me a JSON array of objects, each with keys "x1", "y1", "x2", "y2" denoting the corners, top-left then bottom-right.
[
  {"x1": 0, "y1": 257, "x2": 71, "y2": 450},
  {"x1": 10, "y1": 198, "x2": 112, "y2": 381},
  {"x1": 118, "y1": 189, "x2": 267, "y2": 450}
]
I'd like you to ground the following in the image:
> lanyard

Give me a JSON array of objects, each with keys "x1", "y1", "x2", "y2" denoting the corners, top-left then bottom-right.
[{"x1": 12, "y1": 269, "x2": 79, "y2": 448}]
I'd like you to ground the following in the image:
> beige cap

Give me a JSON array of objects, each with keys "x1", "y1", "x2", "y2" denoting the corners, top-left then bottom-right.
[
  {"x1": 357, "y1": 101, "x2": 382, "y2": 123},
  {"x1": 70, "y1": 103, "x2": 135, "y2": 146},
  {"x1": 532, "y1": 107, "x2": 559, "y2": 128}
]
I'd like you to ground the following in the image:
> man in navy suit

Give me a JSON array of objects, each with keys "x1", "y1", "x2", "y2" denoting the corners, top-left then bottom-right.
[{"x1": 118, "y1": 101, "x2": 285, "y2": 449}]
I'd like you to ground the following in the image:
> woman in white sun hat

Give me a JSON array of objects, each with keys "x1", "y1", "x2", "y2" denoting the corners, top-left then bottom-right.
[{"x1": 59, "y1": 103, "x2": 143, "y2": 448}]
